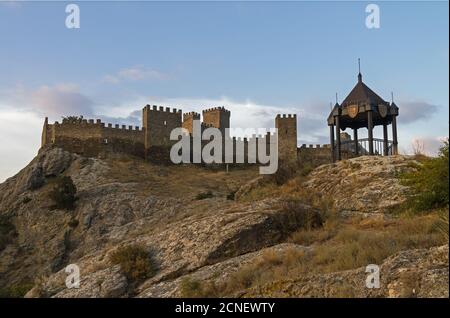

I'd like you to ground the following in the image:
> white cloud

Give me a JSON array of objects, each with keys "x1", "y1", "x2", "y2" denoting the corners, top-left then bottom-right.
[
  {"x1": 408, "y1": 136, "x2": 447, "y2": 157},
  {"x1": 0, "y1": 83, "x2": 95, "y2": 119},
  {"x1": 0, "y1": 110, "x2": 42, "y2": 183},
  {"x1": 98, "y1": 95, "x2": 329, "y2": 143},
  {"x1": 102, "y1": 66, "x2": 170, "y2": 84}
]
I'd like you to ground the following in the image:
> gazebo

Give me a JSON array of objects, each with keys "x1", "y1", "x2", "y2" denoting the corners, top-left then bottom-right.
[{"x1": 327, "y1": 68, "x2": 399, "y2": 162}]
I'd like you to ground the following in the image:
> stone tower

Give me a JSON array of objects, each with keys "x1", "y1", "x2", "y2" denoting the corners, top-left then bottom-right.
[
  {"x1": 142, "y1": 105, "x2": 182, "y2": 159},
  {"x1": 202, "y1": 107, "x2": 230, "y2": 136},
  {"x1": 182, "y1": 112, "x2": 200, "y2": 134},
  {"x1": 275, "y1": 114, "x2": 297, "y2": 163}
]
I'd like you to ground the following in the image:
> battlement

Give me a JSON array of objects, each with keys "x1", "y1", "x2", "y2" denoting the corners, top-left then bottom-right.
[
  {"x1": 53, "y1": 118, "x2": 143, "y2": 131},
  {"x1": 276, "y1": 114, "x2": 297, "y2": 119},
  {"x1": 300, "y1": 144, "x2": 331, "y2": 149},
  {"x1": 41, "y1": 105, "x2": 301, "y2": 166},
  {"x1": 183, "y1": 111, "x2": 201, "y2": 119},
  {"x1": 201, "y1": 122, "x2": 214, "y2": 129},
  {"x1": 202, "y1": 106, "x2": 230, "y2": 114},
  {"x1": 143, "y1": 104, "x2": 182, "y2": 114}
]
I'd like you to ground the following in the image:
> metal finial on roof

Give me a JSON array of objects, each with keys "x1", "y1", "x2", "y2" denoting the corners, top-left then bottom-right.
[
  {"x1": 335, "y1": 92, "x2": 338, "y2": 104},
  {"x1": 391, "y1": 92, "x2": 394, "y2": 103},
  {"x1": 357, "y1": 58, "x2": 362, "y2": 83}
]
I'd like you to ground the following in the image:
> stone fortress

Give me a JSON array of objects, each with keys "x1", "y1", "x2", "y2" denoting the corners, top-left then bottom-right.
[
  {"x1": 41, "y1": 105, "x2": 303, "y2": 165},
  {"x1": 41, "y1": 70, "x2": 398, "y2": 167}
]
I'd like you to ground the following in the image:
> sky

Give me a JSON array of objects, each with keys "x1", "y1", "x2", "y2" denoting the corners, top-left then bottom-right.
[{"x1": 0, "y1": 1, "x2": 448, "y2": 182}]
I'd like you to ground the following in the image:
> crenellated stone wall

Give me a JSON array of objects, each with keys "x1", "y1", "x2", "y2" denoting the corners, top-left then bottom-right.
[
  {"x1": 41, "y1": 106, "x2": 300, "y2": 166},
  {"x1": 297, "y1": 144, "x2": 332, "y2": 167}
]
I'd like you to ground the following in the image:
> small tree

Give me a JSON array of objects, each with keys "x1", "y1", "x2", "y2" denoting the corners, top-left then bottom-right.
[
  {"x1": 62, "y1": 116, "x2": 83, "y2": 124},
  {"x1": 49, "y1": 176, "x2": 77, "y2": 210},
  {"x1": 402, "y1": 138, "x2": 449, "y2": 212},
  {"x1": 110, "y1": 244, "x2": 156, "y2": 282}
]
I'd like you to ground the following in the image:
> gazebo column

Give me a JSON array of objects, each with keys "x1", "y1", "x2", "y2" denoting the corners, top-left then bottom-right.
[
  {"x1": 383, "y1": 124, "x2": 388, "y2": 156},
  {"x1": 329, "y1": 124, "x2": 335, "y2": 162},
  {"x1": 367, "y1": 110, "x2": 374, "y2": 155},
  {"x1": 392, "y1": 115, "x2": 398, "y2": 155},
  {"x1": 353, "y1": 128, "x2": 358, "y2": 156},
  {"x1": 335, "y1": 115, "x2": 341, "y2": 161}
]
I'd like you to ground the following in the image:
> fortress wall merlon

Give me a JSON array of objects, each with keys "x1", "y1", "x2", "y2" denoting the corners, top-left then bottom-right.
[
  {"x1": 202, "y1": 106, "x2": 230, "y2": 113},
  {"x1": 143, "y1": 104, "x2": 182, "y2": 114},
  {"x1": 183, "y1": 111, "x2": 200, "y2": 119}
]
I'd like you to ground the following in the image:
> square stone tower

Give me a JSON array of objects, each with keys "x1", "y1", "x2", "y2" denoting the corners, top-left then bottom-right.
[
  {"x1": 142, "y1": 105, "x2": 182, "y2": 159},
  {"x1": 182, "y1": 111, "x2": 200, "y2": 135},
  {"x1": 202, "y1": 107, "x2": 230, "y2": 136},
  {"x1": 275, "y1": 114, "x2": 297, "y2": 163}
]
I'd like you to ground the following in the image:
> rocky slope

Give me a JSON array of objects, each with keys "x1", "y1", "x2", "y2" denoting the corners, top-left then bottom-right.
[
  {"x1": 303, "y1": 155, "x2": 414, "y2": 217},
  {"x1": 241, "y1": 244, "x2": 449, "y2": 298},
  {"x1": 0, "y1": 147, "x2": 447, "y2": 298}
]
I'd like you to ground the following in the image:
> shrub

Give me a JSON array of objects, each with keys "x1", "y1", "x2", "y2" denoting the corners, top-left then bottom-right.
[
  {"x1": 195, "y1": 191, "x2": 213, "y2": 200},
  {"x1": 280, "y1": 199, "x2": 324, "y2": 231},
  {"x1": 0, "y1": 283, "x2": 34, "y2": 298},
  {"x1": 226, "y1": 190, "x2": 236, "y2": 200},
  {"x1": 49, "y1": 176, "x2": 77, "y2": 210},
  {"x1": 110, "y1": 244, "x2": 157, "y2": 282},
  {"x1": 62, "y1": 115, "x2": 83, "y2": 124},
  {"x1": 179, "y1": 277, "x2": 220, "y2": 298},
  {"x1": 0, "y1": 215, "x2": 17, "y2": 251},
  {"x1": 434, "y1": 210, "x2": 449, "y2": 240},
  {"x1": 22, "y1": 197, "x2": 32, "y2": 204},
  {"x1": 67, "y1": 218, "x2": 79, "y2": 228},
  {"x1": 401, "y1": 139, "x2": 449, "y2": 212}
]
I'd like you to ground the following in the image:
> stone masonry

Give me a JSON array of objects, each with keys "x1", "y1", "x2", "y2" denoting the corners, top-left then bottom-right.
[{"x1": 41, "y1": 104, "x2": 333, "y2": 166}]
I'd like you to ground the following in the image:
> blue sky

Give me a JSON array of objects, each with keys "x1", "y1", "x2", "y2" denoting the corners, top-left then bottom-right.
[{"x1": 0, "y1": 1, "x2": 448, "y2": 181}]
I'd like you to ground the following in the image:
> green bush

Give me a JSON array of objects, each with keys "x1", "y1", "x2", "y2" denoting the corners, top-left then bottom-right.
[
  {"x1": 49, "y1": 176, "x2": 77, "y2": 210},
  {"x1": 0, "y1": 215, "x2": 16, "y2": 251},
  {"x1": 401, "y1": 139, "x2": 449, "y2": 212},
  {"x1": 110, "y1": 244, "x2": 157, "y2": 282},
  {"x1": 62, "y1": 115, "x2": 83, "y2": 124},
  {"x1": 0, "y1": 283, "x2": 34, "y2": 298}
]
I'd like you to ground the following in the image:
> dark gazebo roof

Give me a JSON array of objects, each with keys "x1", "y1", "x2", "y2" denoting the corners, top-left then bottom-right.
[
  {"x1": 340, "y1": 73, "x2": 387, "y2": 107},
  {"x1": 327, "y1": 72, "x2": 398, "y2": 130}
]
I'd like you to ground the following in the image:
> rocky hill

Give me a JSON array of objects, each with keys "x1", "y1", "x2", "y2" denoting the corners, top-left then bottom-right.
[{"x1": 0, "y1": 147, "x2": 447, "y2": 298}]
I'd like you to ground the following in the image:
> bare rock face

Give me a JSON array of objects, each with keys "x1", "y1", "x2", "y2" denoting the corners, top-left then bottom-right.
[
  {"x1": 241, "y1": 245, "x2": 449, "y2": 298},
  {"x1": 1, "y1": 149, "x2": 446, "y2": 298},
  {"x1": 0, "y1": 147, "x2": 74, "y2": 203},
  {"x1": 1, "y1": 147, "x2": 314, "y2": 297},
  {"x1": 304, "y1": 155, "x2": 416, "y2": 216},
  {"x1": 137, "y1": 243, "x2": 310, "y2": 298}
]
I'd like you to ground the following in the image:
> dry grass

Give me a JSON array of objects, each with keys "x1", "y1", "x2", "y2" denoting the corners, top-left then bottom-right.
[
  {"x1": 199, "y1": 211, "x2": 447, "y2": 297},
  {"x1": 106, "y1": 157, "x2": 258, "y2": 199}
]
